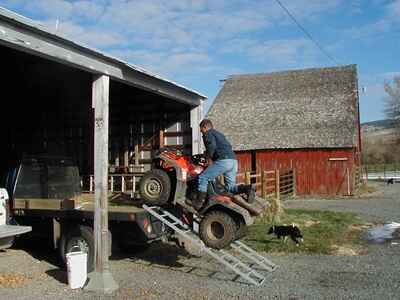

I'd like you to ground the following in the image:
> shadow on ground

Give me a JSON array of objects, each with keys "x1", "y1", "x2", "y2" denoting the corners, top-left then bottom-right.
[
  {"x1": 11, "y1": 236, "x2": 266, "y2": 286},
  {"x1": 46, "y1": 269, "x2": 68, "y2": 284},
  {"x1": 12, "y1": 237, "x2": 62, "y2": 268},
  {"x1": 112, "y1": 241, "x2": 265, "y2": 286}
]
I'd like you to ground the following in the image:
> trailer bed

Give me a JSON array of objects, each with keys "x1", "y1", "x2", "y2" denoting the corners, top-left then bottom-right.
[{"x1": 13, "y1": 193, "x2": 148, "y2": 222}]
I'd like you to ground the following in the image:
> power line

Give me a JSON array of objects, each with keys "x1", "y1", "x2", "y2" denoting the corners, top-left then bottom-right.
[{"x1": 274, "y1": 0, "x2": 340, "y2": 65}]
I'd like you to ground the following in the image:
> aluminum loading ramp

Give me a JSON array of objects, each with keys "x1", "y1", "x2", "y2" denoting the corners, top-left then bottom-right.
[{"x1": 143, "y1": 204, "x2": 277, "y2": 286}]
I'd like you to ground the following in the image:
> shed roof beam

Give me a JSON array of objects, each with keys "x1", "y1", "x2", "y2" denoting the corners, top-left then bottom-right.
[{"x1": 0, "y1": 9, "x2": 205, "y2": 106}]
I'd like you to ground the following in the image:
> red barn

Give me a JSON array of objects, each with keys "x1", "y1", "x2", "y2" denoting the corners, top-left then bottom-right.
[{"x1": 207, "y1": 65, "x2": 361, "y2": 196}]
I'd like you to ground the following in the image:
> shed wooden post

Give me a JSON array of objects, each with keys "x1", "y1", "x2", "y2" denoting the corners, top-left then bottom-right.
[
  {"x1": 190, "y1": 100, "x2": 204, "y2": 155},
  {"x1": 85, "y1": 75, "x2": 118, "y2": 293}
]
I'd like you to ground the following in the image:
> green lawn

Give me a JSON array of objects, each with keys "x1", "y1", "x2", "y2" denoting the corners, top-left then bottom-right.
[{"x1": 243, "y1": 209, "x2": 368, "y2": 255}]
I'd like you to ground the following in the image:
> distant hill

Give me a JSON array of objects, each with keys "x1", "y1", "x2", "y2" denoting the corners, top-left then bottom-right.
[
  {"x1": 361, "y1": 119, "x2": 397, "y2": 136},
  {"x1": 361, "y1": 119, "x2": 399, "y2": 163}
]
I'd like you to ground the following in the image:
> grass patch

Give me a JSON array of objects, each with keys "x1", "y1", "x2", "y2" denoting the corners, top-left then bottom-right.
[
  {"x1": 354, "y1": 183, "x2": 377, "y2": 196},
  {"x1": 243, "y1": 209, "x2": 368, "y2": 255}
]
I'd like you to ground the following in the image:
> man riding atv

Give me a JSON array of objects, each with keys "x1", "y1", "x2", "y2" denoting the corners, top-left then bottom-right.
[{"x1": 188, "y1": 119, "x2": 255, "y2": 210}]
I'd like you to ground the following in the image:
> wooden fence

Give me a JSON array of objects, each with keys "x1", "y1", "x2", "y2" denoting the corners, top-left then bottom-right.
[
  {"x1": 82, "y1": 168, "x2": 297, "y2": 202},
  {"x1": 82, "y1": 173, "x2": 144, "y2": 197},
  {"x1": 236, "y1": 169, "x2": 296, "y2": 200}
]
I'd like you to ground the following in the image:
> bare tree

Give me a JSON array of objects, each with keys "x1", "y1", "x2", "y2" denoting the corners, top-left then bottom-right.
[{"x1": 384, "y1": 76, "x2": 400, "y2": 131}]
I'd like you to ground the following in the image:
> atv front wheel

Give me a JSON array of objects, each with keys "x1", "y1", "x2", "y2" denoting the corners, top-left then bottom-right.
[
  {"x1": 139, "y1": 169, "x2": 171, "y2": 206},
  {"x1": 199, "y1": 211, "x2": 236, "y2": 249}
]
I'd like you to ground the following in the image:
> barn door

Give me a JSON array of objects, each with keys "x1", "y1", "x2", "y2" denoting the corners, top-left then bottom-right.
[{"x1": 328, "y1": 158, "x2": 351, "y2": 195}]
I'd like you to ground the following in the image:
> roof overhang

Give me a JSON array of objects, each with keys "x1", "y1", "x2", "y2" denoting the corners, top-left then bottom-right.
[{"x1": 0, "y1": 7, "x2": 206, "y2": 107}]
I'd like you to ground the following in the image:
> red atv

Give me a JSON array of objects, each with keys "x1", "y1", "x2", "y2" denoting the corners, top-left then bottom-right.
[{"x1": 139, "y1": 150, "x2": 267, "y2": 249}]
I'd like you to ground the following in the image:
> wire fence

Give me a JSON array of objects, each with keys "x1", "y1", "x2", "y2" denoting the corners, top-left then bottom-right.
[{"x1": 363, "y1": 164, "x2": 400, "y2": 180}]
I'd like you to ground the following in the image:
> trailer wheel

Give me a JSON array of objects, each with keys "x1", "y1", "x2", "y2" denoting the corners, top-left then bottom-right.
[
  {"x1": 199, "y1": 211, "x2": 236, "y2": 249},
  {"x1": 64, "y1": 226, "x2": 95, "y2": 272},
  {"x1": 139, "y1": 169, "x2": 171, "y2": 206}
]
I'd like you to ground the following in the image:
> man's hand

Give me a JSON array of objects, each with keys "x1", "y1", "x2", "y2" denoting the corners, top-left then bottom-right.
[{"x1": 206, "y1": 158, "x2": 213, "y2": 166}]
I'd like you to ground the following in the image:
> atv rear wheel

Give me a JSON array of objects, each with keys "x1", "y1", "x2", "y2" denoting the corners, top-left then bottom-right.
[
  {"x1": 235, "y1": 219, "x2": 247, "y2": 240},
  {"x1": 139, "y1": 169, "x2": 171, "y2": 206},
  {"x1": 199, "y1": 211, "x2": 236, "y2": 249}
]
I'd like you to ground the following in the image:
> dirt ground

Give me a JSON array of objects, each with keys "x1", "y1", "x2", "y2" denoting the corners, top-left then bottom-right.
[{"x1": 0, "y1": 181, "x2": 399, "y2": 300}]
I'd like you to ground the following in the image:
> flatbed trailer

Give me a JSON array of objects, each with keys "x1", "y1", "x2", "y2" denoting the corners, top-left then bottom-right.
[{"x1": 4, "y1": 156, "x2": 165, "y2": 271}]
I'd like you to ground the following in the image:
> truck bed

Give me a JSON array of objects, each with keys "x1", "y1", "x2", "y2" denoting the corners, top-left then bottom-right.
[
  {"x1": 12, "y1": 193, "x2": 148, "y2": 222},
  {"x1": 77, "y1": 192, "x2": 145, "y2": 213}
]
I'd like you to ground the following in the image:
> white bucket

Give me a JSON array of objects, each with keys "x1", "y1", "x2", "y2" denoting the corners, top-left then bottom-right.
[{"x1": 66, "y1": 250, "x2": 87, "y2": 289}]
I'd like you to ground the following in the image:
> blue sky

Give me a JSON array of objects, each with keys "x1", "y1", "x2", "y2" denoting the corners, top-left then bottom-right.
[{"x1": 1, "y1": 0, "x2": 399, "y2": 123}]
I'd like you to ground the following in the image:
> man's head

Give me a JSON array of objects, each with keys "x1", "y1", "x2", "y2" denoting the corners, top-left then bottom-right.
[{"x1": 199, "y1": 119, "x2": 213, "y2": 134}]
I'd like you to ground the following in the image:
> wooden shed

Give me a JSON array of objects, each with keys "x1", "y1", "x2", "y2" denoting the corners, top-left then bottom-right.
[
  {"x1": 207, "y1": 65, "x2": 361, "y2": 196},
  {"x1": 0, "y1": 7, "x2": 206, "y2": 183},
  {"x1": 0, "y1": 6, "x2": 206, "y2": 289}
]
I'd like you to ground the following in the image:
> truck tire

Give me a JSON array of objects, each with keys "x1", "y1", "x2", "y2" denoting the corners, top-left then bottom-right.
[
  {"x1": 199, "y1": 211, "x2": 236, "y2": 249},
  {"x1": 64, "y1": 226, "x2": 95, "y2": 272},
  {"x1": 139, "y1": 169, "x2": 171, "y2": 206}
]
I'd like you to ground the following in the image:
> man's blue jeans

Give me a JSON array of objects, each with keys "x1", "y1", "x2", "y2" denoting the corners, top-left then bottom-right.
[{"x1": 198, "y1": 159, "x2": 238, "y2": 193}]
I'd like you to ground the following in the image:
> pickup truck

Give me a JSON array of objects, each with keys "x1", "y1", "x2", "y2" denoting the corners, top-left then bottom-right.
[
  {"x1": 0, "y1": 188, "x2": 31, "y2": 249},
  {"x1": 1, "y1": 155, "x2": 165, "y2": 271}
]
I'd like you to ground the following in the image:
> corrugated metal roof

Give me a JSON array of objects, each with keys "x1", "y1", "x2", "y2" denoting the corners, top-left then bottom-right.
[
  {"x1": 207, "y1": 65, "x2": 359, "y2": 151},
  {"x1": 0, "y1": 6, "x2": 206, "y2": 101}
]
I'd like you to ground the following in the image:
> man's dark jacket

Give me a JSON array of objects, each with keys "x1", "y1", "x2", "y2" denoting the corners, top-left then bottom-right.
[{"x1": 202, "y1": 128, "x2": 236, "y2": 161}]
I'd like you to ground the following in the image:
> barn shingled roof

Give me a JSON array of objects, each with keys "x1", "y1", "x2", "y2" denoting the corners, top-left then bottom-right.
[{"x1": 206, "y1": 65, "x2": 359, "y2": 151}]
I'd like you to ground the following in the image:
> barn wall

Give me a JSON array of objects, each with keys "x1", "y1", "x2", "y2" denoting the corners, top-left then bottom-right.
[
  {"x1": 235, "y1": 151, "x2": 252, "y2": 173},
  {"x1": 242, "y1": 148, "x2": 357, "y2": 196}
]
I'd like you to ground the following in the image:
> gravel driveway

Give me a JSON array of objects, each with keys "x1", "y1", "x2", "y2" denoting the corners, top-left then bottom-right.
[{"x1": 0, "y1": 182, "x2": 399, "y2": 300}]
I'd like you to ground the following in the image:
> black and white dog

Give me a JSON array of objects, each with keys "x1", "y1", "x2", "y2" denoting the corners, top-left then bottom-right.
[{"x1": 268, "y1": 224, "x2": 304, "y2": 245}]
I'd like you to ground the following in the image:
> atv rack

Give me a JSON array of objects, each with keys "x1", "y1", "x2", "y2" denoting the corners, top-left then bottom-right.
[{"x1": 142, "y1": 204, "x2": 277, "y2": 286}]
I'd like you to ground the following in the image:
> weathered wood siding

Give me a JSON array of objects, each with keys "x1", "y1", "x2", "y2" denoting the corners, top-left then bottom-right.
[
  {"x1": 235, "y1": 151, "x2": 252, "y2": 173},
  {"x1": 236, "y1": 148, "x2": 358, "y2": 196}
]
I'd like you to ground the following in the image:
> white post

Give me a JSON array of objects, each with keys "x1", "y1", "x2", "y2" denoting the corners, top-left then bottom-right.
[
  {"x1": 90, "y1": 176, "x2": 94, "y2": 193},
  {"x1": 190, "y1": 100, "x2": 204, "y2": 155},
  {"x1": 85, "y1": 75, "x2": 118, "y2": 293}
]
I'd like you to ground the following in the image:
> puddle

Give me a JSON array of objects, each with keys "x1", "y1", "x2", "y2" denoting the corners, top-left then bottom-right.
[{"x1": 364, "y1": 222, "x2": 400, "y2": 244}]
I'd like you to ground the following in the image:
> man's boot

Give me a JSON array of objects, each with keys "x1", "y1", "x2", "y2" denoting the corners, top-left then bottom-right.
[
  {"x1": 193, "y1": 191, "x2": 207, "y2": 211},
  {"x1": 237, "y1": 184, "x2": 256, "y2": 203}
]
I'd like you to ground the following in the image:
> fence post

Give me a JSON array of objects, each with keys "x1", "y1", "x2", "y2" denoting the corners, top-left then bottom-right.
[
  {"x1": 292, "y1": 169, "x2": 296, "y2": 197},
  {"x1": 122, "y1": 176, "x2": 125, "y2": 193},
  {"x1": 346, "y1": 167, "x2": 351, "y2": 196},
  {"x1": 384, "y1": 164, "x2": 386, "y2": 180},
  {"x1": 110, "y1": 176, "x2": 114, "y2": 193},
  {"x1": 261, "y1": 171, "x2": 266, "y2": 198},
  {"x1": 275, "y1": 169, "x2": 280, "y2": 202},
  {"x1": 245, "y1": 172, "x2": 251, "y2": 185},
  {"x1": 273, "y1": 169, "x2": 281, "y2": 223}
]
